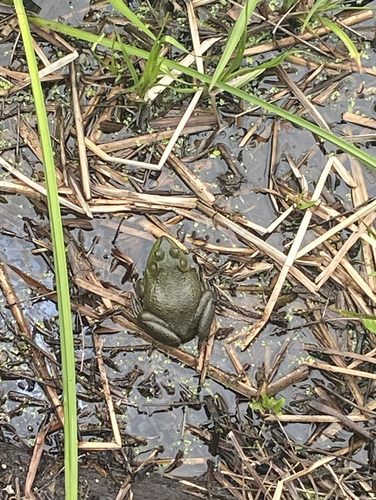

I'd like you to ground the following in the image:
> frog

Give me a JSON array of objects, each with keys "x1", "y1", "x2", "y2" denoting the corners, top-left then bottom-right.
[{"x1": 134, "y1": 236, "x2": 215, "y2": 347}]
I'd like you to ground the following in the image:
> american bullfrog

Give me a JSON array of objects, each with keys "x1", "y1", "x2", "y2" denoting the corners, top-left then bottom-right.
[{"x1": 135, "y1": 236, "x2": 215, "y2": 347}]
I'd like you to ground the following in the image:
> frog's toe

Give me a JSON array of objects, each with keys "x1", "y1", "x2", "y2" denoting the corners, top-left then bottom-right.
[{"x1": 138, "y1": 311, "x2": 181, "y2": 347}]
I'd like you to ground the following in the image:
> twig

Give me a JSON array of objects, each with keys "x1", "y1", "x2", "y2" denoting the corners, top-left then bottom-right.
[
  {"x1": 158, "y1": 147, "x2": 215, "y2": 205},
  {"x1": 343, "y1": 112, "x2": 376, "y2": 130},
  {"x1": 79, "y1": 332, "x2": 122, "y2": 450},
  {"x1": 98, "y1": 123, "x2": 215, "y2": 153},
  {"x1": 24, "y1": 423, "x2": 51, "y2": 499},
  {"x1": 276, "y1": 66, "x2": 331, "y2": 132},
  {"x1": 315, "y1": 212, "x2": 376, "y2": 289},
  {"x1": 265, "y1": 414, "x2": 370, "y2": 423},
  {"x1": 309, "y1": 400, "x2": 371, "y2": 440},
  {"x1": 84, "y1": 136, "x2": 160, "y2": 170},
  {"x1": 296, "y1": 198, "x2": 376, "y2": 259},
  {"x1": 0, "y1": 156, "x2": 85, "y2": 214},
  {"x1": 69, "y1": 62, "x2": 90, "y2": 200},
  {"x1": 305, "y1": 361, "x2": 376, "y2": 381},
  {"x1": 198, "y1": 203, "x2": 317, "y2": 295},
  {"x1": 157, "y1": 89, "x2": 203, "y2": 169},
  {"x1": 0, "y1": 259, "x2": 64, "y2": 421}
]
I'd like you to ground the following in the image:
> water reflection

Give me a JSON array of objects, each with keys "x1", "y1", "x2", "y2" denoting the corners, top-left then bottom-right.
[{"x1": 35, "y1": 0, "x2": 90, "y2": 22}]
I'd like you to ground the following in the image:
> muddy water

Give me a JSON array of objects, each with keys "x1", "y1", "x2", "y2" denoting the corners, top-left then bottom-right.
[
  {"x1": 0, "y1": 0, "x2": 376, "y2": 483},
  {"x1": 38, "y1": 0, "x2": 90, "y2": 21}
]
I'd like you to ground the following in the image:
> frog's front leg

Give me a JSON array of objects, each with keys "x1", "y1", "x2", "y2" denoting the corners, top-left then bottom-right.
[
  {"x1": 137, "y1": 311, "x2": 182, "y2": 347},
  {"x1": 195, "y1": 290, "x2": 215, "y2": 342}
]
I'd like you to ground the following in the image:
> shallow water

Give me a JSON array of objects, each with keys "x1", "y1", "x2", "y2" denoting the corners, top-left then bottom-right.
[{"x1": 0, "y1": 0, "x2": 376, "y2": 483}]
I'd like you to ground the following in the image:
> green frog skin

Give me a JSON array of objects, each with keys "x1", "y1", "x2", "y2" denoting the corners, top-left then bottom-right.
[{"x1": 135, "y1": 236, "x2": 215, "y2": 347}]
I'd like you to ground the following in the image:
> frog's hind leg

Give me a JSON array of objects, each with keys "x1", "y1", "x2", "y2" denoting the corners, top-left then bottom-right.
[
  {"x1": 195, "y1": 290, "x2": 215, "y2": 342},
  {"x1": 138, "y1": 311, "x2": 181, "y2": 347}
]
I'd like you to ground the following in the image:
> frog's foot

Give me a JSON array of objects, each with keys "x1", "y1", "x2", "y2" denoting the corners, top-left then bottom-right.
[
  {"x1": 195, "y1": 290, "x2": 215, "y2": 342},
  {"x1": 137, "y1": 311, "x2": 182, "y2": 347}
]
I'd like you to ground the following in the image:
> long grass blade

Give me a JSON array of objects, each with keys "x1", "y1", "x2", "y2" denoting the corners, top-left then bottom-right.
[
  {"x1": 107, "y1": 0, "x2": 186, "y2": 53},
  {"x1": 107, "y1": 0, "x2": 156, "y2": 40},
  {"x1": 209, "y1": 0, "x2": 259, "y2": 91},
  {"x1": 15, "y1": 3, "x2": 78, "y2": 499},
  {"x1": 115, "y1": 29, "x2": 139, "y2": 86},
  {"x1": 138, "y1": 14, "x2": 169, "y2": 98},
  {"x1": 320, "y1": 16, "x2": 361, "y2": 68},
  {"x1": 300, "y1": 0, "x2": 329, "y2": 33},
  {"x1": 229, "y1": 49, "x2": 298, "y2": 80}
]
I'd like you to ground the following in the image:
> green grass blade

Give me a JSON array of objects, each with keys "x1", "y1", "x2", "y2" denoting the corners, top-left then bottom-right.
[
  {"x1": 209, "y1": 0, "x2": 259, "y2": 91},
  {"x1": 163, "y1": 35, "x2": 188, "y2": 54},
  {"x1": 221, "y1": 9, "x2": 248, "y2": 82},
  {"x1": 29, "y1": 15, "x2": 147, "y2": 57},
  {"x1": 331, "y1": 307, "x2": 376, "y2": 331},
  {"x1": 229, "y1": 49, "x2": 298, "y2": 81},
  {"x1": 115, "y1": 29, "x2": 139, "y2": 86},
  {"x1": 363, "y1": 318, "x2": 376, "y2": 333},
  {"x1": 107, "y1": 0, "x2": 156, "y2": 40},
  {"x1": 282, "y1": 0, "x2": 297, "y2": 12},
  {"x1": 28, "y1": 14, "x2": 376, "y2": 171},
  {"x1": 107, "y1": 0, "x2": 186, "y2": 54},
  {"x1": 15, "y1": 4, "x2": 78, "y2": 500},
  {"x1": 320, "y1": 16, "x2": 361, "y2": 67},
  {"x1": 301, "y1": 0, "x2": 328, "y2": 33},
  {"x1": 229, "y1": 68, "x2": 265, "y2": 88},
  {"x1": 138, "y1": 15, "x2": 168, "y2": 98}
]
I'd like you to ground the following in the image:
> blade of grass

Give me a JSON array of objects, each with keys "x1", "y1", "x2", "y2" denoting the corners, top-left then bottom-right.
[
  {"x1": 15, "y1": 4, "x2": 78, "y2": 500},
  {"x1": 138, "y1": 14, "x2": 169, "y2": 98},
  {"x1": 221, "y1": 5, "x2": 248, "y2": 82},
  {"x1": 209, "y1": 0, "x2": 259, "y2": 91},
  {"x1": 228, "y1": 49, "x2": 298, "y2": 81},
  {"x1": 282, "y1": 0, "x2": 298, "y2": 12},
  {"x1": 107, "y1": 0, "x2": 187, "y2": 53},
  {"x1": 115, "y1": 28, "x2": 139, "y2": 86},
  {"x1": 163, "y1": 35, "x2": 189, "y2": 54},
  {"x1": 300, "y1": 0, "x2": 330, "y2": 33},
  {"x1": 107, "y1": 0, "x2": 156, "y2": 41},
  {"x1": 320, "y1": 16, "x2": 361, "y2": 69},
  {"x1": 331, "y1": 307, "x2": 376, "y2": 333},
  {"x1": 28, "y1": 15, "x2": 376, "y2": 171}
]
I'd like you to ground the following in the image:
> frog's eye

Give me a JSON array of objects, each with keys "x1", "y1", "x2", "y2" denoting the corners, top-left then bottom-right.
[
  {"x1": 179, "y1": 257, "x2": 190, "y2": 272},
  {"x1": 154, "y1": 250, "x2": 164, "y2": 261},
  {"x1": 148, "y1": 261, "x2": 159, "y2": 276},
  {"x1": 170, "y1": 248, "x2": 179, "y2": 259}
]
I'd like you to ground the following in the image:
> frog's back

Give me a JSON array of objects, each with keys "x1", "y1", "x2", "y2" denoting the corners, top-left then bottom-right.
[{"x1": 144, "y1": 268, "x2": 202, "y2": 334}]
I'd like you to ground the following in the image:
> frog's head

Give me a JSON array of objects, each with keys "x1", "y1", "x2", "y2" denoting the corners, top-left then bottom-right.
[{"x1": 145, "y1": 236, "x2": 191, "y2": 278}]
